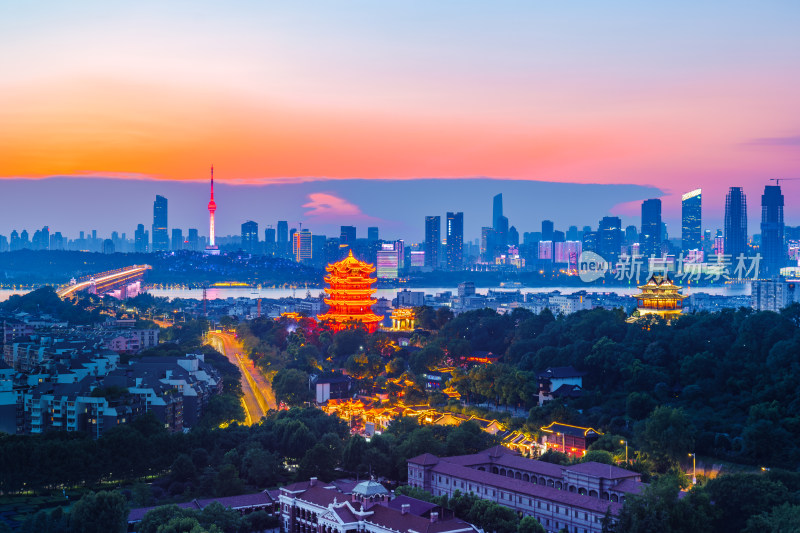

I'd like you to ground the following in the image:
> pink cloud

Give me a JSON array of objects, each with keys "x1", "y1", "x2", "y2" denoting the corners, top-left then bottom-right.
[{"x1": 302, "y1": 192, "x2": 366, "y2": 219}]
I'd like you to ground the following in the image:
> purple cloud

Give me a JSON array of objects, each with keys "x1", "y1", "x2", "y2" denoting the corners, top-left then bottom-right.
[{"x1": 748, "y1": 135, "x2": 800, "y2": 146}]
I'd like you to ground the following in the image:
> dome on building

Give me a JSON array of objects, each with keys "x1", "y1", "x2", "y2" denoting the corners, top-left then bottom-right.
[{"x1": 352, "y1": 480, "x2": 389, "y2": 498}]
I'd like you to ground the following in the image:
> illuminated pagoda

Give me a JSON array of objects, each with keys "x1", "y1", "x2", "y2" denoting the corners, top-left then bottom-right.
[
  {"x1": 630, "y1": 273, "x2": 687, "y2": 322},
  {"x1": 318, "y1": 250, "x2": 382, "y2": 333}
]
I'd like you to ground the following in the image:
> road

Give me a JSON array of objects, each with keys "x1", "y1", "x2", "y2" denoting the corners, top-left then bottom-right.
[{"x1": 207, "y1": 330, "x2": 277, "y2": 425}]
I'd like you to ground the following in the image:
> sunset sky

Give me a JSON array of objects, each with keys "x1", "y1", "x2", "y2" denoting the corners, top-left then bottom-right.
[{"x1": 1, "y1": 1, "x2": 798, "y2": 238}]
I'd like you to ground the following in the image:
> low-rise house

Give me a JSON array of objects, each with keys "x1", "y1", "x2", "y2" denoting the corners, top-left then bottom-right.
[
  {"x1": 537, "y1": 366, "x2": 586, "y2": 405},
  {"x1": 540, "y1": 422, "x2": 602, "y2": 457}
]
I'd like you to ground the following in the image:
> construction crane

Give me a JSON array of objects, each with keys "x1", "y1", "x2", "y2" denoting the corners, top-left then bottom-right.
[{"x1": 769, "y1": 178, "x2": 800, "y2": 185}]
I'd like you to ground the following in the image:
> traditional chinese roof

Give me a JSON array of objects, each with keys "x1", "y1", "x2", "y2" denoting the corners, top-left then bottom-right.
[
  {"x1": 636, "y1": 274, "x2": 685, "y2": 296},
  {"x1": 325, "y1": 250, "x2": 377, "y2": 276},
  {"x1": 540, "y1": 422, "x2": 603, "y2": 438}
]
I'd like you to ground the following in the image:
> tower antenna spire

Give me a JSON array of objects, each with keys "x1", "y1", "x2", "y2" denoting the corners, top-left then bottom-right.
[{"x1": 206, "y1": 165, "x2": 218, "y2": 252}]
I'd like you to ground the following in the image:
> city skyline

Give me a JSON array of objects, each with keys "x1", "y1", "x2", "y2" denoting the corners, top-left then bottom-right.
[{"x1": 1, "y1": 1, "x2": 799, "y2": 230}]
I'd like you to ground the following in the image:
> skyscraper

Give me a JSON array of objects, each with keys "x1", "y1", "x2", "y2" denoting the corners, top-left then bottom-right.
[
  {"x1": 277, "y1": 221, "x2": 288, "y2": 244},
  {"x1": 681, "y1": 189, "x2": 702, "y2": 253},
  {"x1": 277, "y1": 221, "x2": 289, "y2": 258},
  {"x1": 641, "y1": 199, "x2": 662, "y2": 258},
  {"x1": 542, "y1": 220, "x2": 554, "y2": 242},
  {"x1": 340, "y1": 226, "x2": 357, "y2": 246},
  {"x1": 761, "y1": 185, "x2": 785, "y2": 277},
  {"x1": 264, "y1": 227, "x2": 276, "y2": 256},
  {"x1": 598, "y1": 216, "x2": 622, "y2": 260},
  {"x1": 293, "y1": 229, "x2": 312, "y2": 262},
  {"x1": 152, "y1": 195, "x2": 169, "y2": 251},
  {"x1": 187, "y1": 228, "x2": 199, "y2": 251},
  {"x1": 367, "y1": 227, "x2": 379, "y2": 241},
  {"x1": 724, "y1": 187, "x2": 748, "y2": 259},
  {"x1": 446, "y1": 212, "x2": 464, "y2": 270},
  {"x1": 492, "y1": 193, "x2": 503, "y2": 230},
  {"x1": 241, "y1": 221, "x2": 259, "y2": 254},
  {"x1": 424, "y1": 215, "x2": 441, "y2": 268},
  {"x1": 134, "y1": 224, "x2": 148, "y2": 253},
  {"x1": 171, "y1": 228, "x2": 183, "y2": 251}
]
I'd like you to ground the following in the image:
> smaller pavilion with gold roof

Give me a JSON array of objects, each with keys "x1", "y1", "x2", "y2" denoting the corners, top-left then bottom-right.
[{"x1": 630, "y1": 274, "x2": 687, "y2": 322}]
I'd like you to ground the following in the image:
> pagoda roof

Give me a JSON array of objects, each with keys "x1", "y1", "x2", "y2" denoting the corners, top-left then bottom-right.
[
  {"x1": 326, "y1": 250, "x2": 376, "y2": 275},
  {"x1": 637, "y1": 273, "x2": 681, "y2": 290}
]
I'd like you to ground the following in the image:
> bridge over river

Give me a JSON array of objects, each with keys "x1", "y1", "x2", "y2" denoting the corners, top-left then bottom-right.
[{"x1": 56, "y1": 265, "x2": 151, "y2": 299}]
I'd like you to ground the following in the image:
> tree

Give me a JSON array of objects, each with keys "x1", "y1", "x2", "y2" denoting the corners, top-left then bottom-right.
[
  {"x1": 272, "y1": 368, "x2": 311, "y2": 406},
  {"x1": 139, "y1": 506, "x2": 194, "y2": 533},
  {"x1": 538, "y1": 449, "x2": 570, "y2": 465},
  {"x1": 743, "y1": 503, "x2": 800, "y2": 533},
  {"x1": 342, "y1": 435, "x2": 369, "y2": 474},
  {"x1": 705, "y1": 473, "x2": 791, "y2": 533},
  {"x1": 581, "y1": 450, "x2": 615, "y2": 465},
  {"x1": 518, "y1": 516, "x2": 546, "y2": 533},
  {"x1": 171, "y1": 454, "x2": 196, "y2": 482},
  {"x1": 635, "y1": 406, "x2": 694, "y2": 470},
  {"x1": 69, "y1": 491, "x2": 128, "y2": 533},
  {"x1": 614, "y1": 476, "x2": 713, "y2": 533}
]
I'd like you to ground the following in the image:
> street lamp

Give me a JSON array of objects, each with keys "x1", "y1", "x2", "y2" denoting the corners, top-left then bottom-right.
[
  {"x1": 689, "y1": 453, "x2": 696, "y2": 485},
  {"x1": 620, "y1": 440, "x2": 628, "y2": 464}
]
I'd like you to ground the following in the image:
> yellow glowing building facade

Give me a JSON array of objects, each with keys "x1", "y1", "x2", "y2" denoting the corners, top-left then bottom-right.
[
  {"x1": 390, "y1": 308, "x2": 415, "y2": 331},
  {"x1": 632, "y1": 274, "x2": 686, "y2": 321}
]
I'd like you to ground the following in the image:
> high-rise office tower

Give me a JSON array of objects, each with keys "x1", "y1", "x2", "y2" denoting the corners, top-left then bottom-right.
[
  {"x1": 277, "y1": 221, "x2": 289, "y2": 258},
  {"x1": 277, "y1": 221, "x2": 288, "y2": 245},
  {"x1": 152, "y1": 195, "x2": 169, "y2": 251},
  {"x1": 340, "y1": 226, "x2": 357, "y2": 246},
  {"x1": 264, "y1": 227, "x2": 276, "y2": 256},
  {"x1": 598, "y1": 216, "x2": 622, "y2": 260},
  {"x1": 724, "y1": 187, "x2": 748, "y2": 259},
  {"x1": 542, "y1": 220, "x2": 554, "y2": 242},
  {"x1": 625, "y1": 225, "x2": 639, "y2": 245},
  {"x1": 446, "y1": 212, "x2": 464, "y2": 270},
  {"x1": 495, "y1": 215, "x2": 509, "y2": 251},
  {"x1": 761, "y1": 185, "x2": 785, "y2": 277},
  {"x1": 492, "y1": 193, "x2": 503, "y2": 230},
  {"x1": 187, "y1": 228, "x2": 199, "y2": 251},
  {"x1": 241, "y1": 221, "x2": 259, "y2": 254},
  {"x1": 641, "y1": 199, "x2": 662, "y2": 258},
  {"x1": 566, "y1": 226, "x2": 579, "y2": 242},
  {"x1": 481, "y1": 227, "x2": 496, "y2": 261},
  {"x1": 293, "y1": 229, "x2": 312, "y2": 262},
  {"x1": 681, "y1": 189, "x2": 702, "y2": 253},
  {"x1": 171, "y1": 228, "x2": 183, "y2": 251},
  {"x1": 424, "y1": 215, "x2": 441, "y2": 268},
  {"x1": 135, "y1": 224, "x2": 148, "y2": 253},
  {"x1": 508, "y1": 226, "x2": 519, "y2": 247},
  {"x1": 367, "y1": 227, "x2": 379, "y2": 241}
]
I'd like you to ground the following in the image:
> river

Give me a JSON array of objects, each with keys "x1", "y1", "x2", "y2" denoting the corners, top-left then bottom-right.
[{"x1": 0, "y1": 283, "x2": 750, "y2": 303}]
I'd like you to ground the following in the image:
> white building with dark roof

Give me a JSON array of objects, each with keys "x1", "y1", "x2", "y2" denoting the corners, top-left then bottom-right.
[{"x1": 279, "y1": 478, "x2": 478, "y2": 533}]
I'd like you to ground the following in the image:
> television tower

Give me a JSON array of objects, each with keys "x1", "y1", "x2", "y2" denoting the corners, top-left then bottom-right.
[{"x1": 205, "y1": 165, "x2": 220, "y2": 255}]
